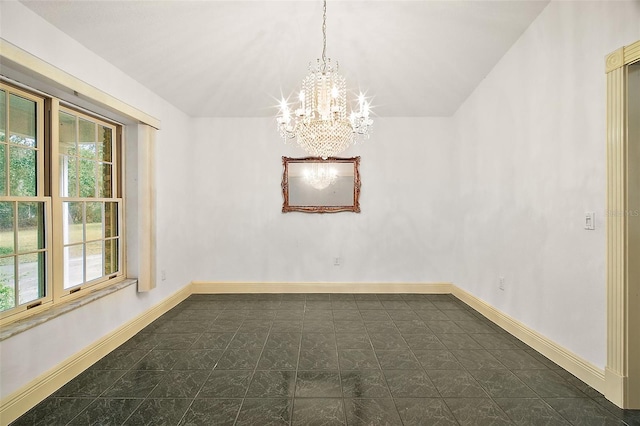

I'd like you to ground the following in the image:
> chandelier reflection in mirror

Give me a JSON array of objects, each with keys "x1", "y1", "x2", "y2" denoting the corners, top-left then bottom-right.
[
  {"x1": 304, "y1": 163, "x2": 338, "y2": 190},
  {"x1": 277, "y1": 0, "x2": 373, "y2": 159}
]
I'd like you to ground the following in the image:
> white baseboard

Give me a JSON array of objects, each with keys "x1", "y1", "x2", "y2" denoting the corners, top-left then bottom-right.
[
  {"x1": 2, "y1": 280, "x2": 613, "y2": 424},
  {"x1": 452, "y1": 286, "x2": 606, "y2": 393},
  {"x1": 191, "y1": 281, "x2": 453, "y2": 294},
  {"x1": 0, "y1": 283, "x2": 192, "y2": 425}
]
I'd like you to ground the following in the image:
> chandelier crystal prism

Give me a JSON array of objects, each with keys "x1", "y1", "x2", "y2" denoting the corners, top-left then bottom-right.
[{"x1": 277, "y1": 0, "x2": 373, "y2": 159}]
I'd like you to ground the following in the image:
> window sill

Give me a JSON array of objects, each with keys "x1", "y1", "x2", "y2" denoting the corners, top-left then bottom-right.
[{"x1": 0, "y1": 279, "x2": 137, "y2": 342}]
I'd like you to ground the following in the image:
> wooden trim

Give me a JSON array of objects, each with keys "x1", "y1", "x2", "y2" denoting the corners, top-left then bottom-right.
[
  {"x1": 136, "y1": 125, "x2": 156, "y2": 292},
  {"x1": 623, "y1": 40, "x2": 640, "y2": 66},
  {"x1": 452, "y1": 286, "x2": 606, "y2": 393},
  {"x1": 605, "y1": 40, "x2": 640, "y2": 409},
  {"x1": 192, "y1": 281, "x2": 453, "y2": 294},
  {"x1": 0, "y1": 39, "x2": 160, "y2": 130},
  {"x1": 0, "y1": 283, "x2": 192, "y2": 424}
]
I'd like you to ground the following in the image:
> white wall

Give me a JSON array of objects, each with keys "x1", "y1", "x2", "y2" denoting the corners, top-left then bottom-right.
[
  {"x1": 0, "y1": 1, "x2": 194, "y2": 399},
  {"x1": 190, "y1": 117, "x2": 456, "y2": 284},
  {"x1": 453, "y1": 0, "x2": 640, "y2": 369}
]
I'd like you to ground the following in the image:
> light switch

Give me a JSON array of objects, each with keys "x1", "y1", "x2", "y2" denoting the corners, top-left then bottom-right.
[{"x1": 585, "y1": 212, "x2": 595, "y2": 230}]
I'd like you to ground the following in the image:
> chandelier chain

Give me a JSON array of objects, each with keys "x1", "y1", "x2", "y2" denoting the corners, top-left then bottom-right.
[{"x1": 321, "y1": 0, "x2": 327, "y2": 71}]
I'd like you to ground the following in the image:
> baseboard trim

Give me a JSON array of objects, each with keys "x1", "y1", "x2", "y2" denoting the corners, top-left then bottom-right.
[
  {"x1": 2, "y1": 281, "x2": 613, "y2": 424},
  {"x1": 191, "y1": 281, "x2": 454, "y2": 294},
  {"x1": 0, "y1": 283, "x2": 192, "y2": 425},
  {"x1": 452, "y1": 286, "x2": 606, "y2": 393}
]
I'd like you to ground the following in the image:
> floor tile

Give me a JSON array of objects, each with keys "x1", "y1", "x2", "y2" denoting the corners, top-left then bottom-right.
[
  {"x1": 258, "y1": 347, "x2": 300, "y2": 370},
  {"x1": 428, "y1": 370, "x2": 488, "y2": 398},
  {"x1": 494, "y1": 398, "x2": 570, "y2": 425},
  {"x1": 198, "y1": 370, "x2": 252, "y2": 398},
  {"x1": 53, "y1": 369, "x2": 125, "y2": 397},
  {"x1": 123, "y1": 398, "x2": 191, "y2": 425},
  {"x1": 343, "y1": 398, "x2": 402, "y2": 425},
  {"x1": 403, "y1": 334, "x2": 446, "y2": 350},
  {"x1": 171, "y1": 349, "x2": 222, "y2": 370},
  {"x1": 246, "y1": 370, "x2": 296, "y2": 397},
  {"x1": 216, "y1": 348, "x2": 262, "y2": 370},
  {"x1": 150, "y1": 370, "x2": 209, "y2": 398},
  {"x1": 544, "y1": 397, "x2": 623, "y2": 425},
  {"x1": 444, "y1": 398, "x2": 513, "y2": 425},
  {"x1": 437, "y1": 333, "x2": 484, "y2": 350},
  {"x1": 299, "y1": 349, "x2": 339, "y2": 370},
  {"x1": 67, "y1": 398, "x2": 142, "y2": 425},
  {"x1": 514, "y1": 370, "x2": 587, "y2": 398},
  {"x1": 295, "y1": 371, "x2": 342, "y2": 397},
  {"x1": 384, "y1": 370, "x2": 439, "y2": 397},
  {"x1": 10, "y1": 398, "x2": 93, "y2": 426},
  {"x1": 469, "y1": 369, "x2": 538, "y2": 398},
  {"x1": 394, "y1": 398, "x2": 458, "y2": 425},
  {"x1": 375, "y1": 350, "x2": 422, "y2": 370},
  {"x1": 413, "y1": 350, "x2": 465, "y2": 370},
  {"x1": 102, "y1": 370, "x2": 166, "y2": 398},
  {"x1": 292, "y1": 398, "x2": 346, "y2": 425},
  {"x1": 179, "y1": 398, "x2": 241, "y2": 426},
  {"x1": 191, "y1": 332, "x2": 234, "y2": 350},
  {"x1": 338, "y1": 349, "x2": 380, "y2": 370},
  {"x1": 450, "y1": 349, "x2": 505, "y2": 369},
  {"x1": 336, "y1": 333, "x2": 372, "y2": 349},
  {"x1": 236, "y1": 398, "x2": 292, "y2": 426},
  {"x1": 13, "y1": 293, "x2": 640, "y2": 426},
  {"x1": 341, "y1": 370, "x2": 391, "y2": 398},
  {"x1": 488, "y1": 349, "x2": 548, "y2": 370},
  {"x1": 359, "y1": 310, "x2": 391, "y2": 321}
]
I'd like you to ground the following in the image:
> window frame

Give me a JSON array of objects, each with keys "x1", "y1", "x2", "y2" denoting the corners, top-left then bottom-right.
[{"x1": 0, "y1": 83, "x2": 127, "y2": 324}]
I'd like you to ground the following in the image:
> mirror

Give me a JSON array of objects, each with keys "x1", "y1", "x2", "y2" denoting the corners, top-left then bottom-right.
[{"x1": 282, "y1": 156, "x2": 361, "y2": 213}]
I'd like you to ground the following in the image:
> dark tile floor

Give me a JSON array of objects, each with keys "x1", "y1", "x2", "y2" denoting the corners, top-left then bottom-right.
[{"x1": 11, "y1": 293, "x2": 640, "y2": 425}]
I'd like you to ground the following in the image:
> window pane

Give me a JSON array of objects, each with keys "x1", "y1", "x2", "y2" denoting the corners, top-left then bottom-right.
[
  {"x1": 63, "y1": 202, "x2": 83, "y2": 245},
  {"x1": 0, "y1": 258, "x2": 16, "y2": 312},
  {"x1": 18, "y1": 202, "x2": 44, "y2": 252},
  {"x1": 9, "y1": 146, "x2": 36, "y2": 196},
  {"x1": 97, "y1": 163, "x2": 112, "y2": 198},
  {"x1": 105, "y1": 239, "x2": 118, "y2": 275},
  {"x1": 17, "y1": 252, "x2": 45, "y2": 305},
  {"x1": 59, "y1": 154, "x2": 77, "y2": 197},
  {"x1": 86, "y1": 202, "x2": 103, "y2": 241},
  {"x1": 9, "y1": 94, "x2": 36, "y2": 148},
  {"x1": 0, "y1": 201, "x2": 13, "y2": 255},
  {"x1": 59, "y1": 111, "x2": 76, "y2": 156},
  {"x1": 64, "y1": 244, "x2": 84, "y2": 289},
  {"x1": 105, "y1": 202, "x2": 118, "y2": 238},
  {"x1": 86, "y1": 241, "x2": 103, "y2": 282},
  {"x1": 79, "y1": 158, "x2": 96, "y2": 198},
  {"x1": 78, "y1": 118, "x2": 96, "y2": 159},
  {"x1": 0, "y1": 143, "x2": 6, "y2": 196},
  {"x1": 98, "y1": 126, "x2": 112, "y2": 162}
]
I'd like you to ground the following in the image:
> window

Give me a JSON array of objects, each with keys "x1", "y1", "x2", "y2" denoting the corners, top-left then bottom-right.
[
  {"x1": 57, "y1": 108, "x2": 121, "y2": 292},
  {"x1": 0, "y1": 81, "x2": 124, "y2": 322}
]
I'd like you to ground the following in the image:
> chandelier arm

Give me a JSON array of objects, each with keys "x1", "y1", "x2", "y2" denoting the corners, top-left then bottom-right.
[{"x1": 322, "y1": 0, "x2": 327, "y2": 72}]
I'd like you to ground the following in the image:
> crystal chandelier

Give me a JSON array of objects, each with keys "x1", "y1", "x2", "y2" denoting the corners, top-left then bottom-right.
[
  {"x1": 277, "y1": 0, "x2": 373, "y2": 159},
  {"x1": 304, "y1": 163, "x2": 338, "y2": 190}
]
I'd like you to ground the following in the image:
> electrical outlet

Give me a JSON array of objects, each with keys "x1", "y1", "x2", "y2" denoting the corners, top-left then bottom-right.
[
  {"x1": 499, "y1": 276, "x2": 505, "y2": 291},
  {"x1": 161, "y1": 270, "x2": 167, "y2": 281},
  {"x1": 334, "y1": 257, "x2": 341, "y2": 266}
]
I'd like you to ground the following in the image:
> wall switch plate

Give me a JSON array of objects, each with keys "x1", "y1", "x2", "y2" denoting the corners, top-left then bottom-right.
[
  {"x1": 585, "y1": 212, "x2": 596, "y2": 230},
  {"x1": 161, "y1": 270, "x2": 167, "y2": 281},
  {"x1": 499, "y1": 276, "x2": 505, "y2": 291}
]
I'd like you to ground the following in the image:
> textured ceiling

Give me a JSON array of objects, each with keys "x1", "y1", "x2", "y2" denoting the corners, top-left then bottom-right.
[{"x1": 20, "y1": 0, "x2": 549, "y2": 117}]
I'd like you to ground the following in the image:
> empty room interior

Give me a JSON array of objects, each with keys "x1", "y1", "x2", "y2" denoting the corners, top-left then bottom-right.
[{"x1": 1, "y1": 0, "x2": 640, "y2": 424}]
